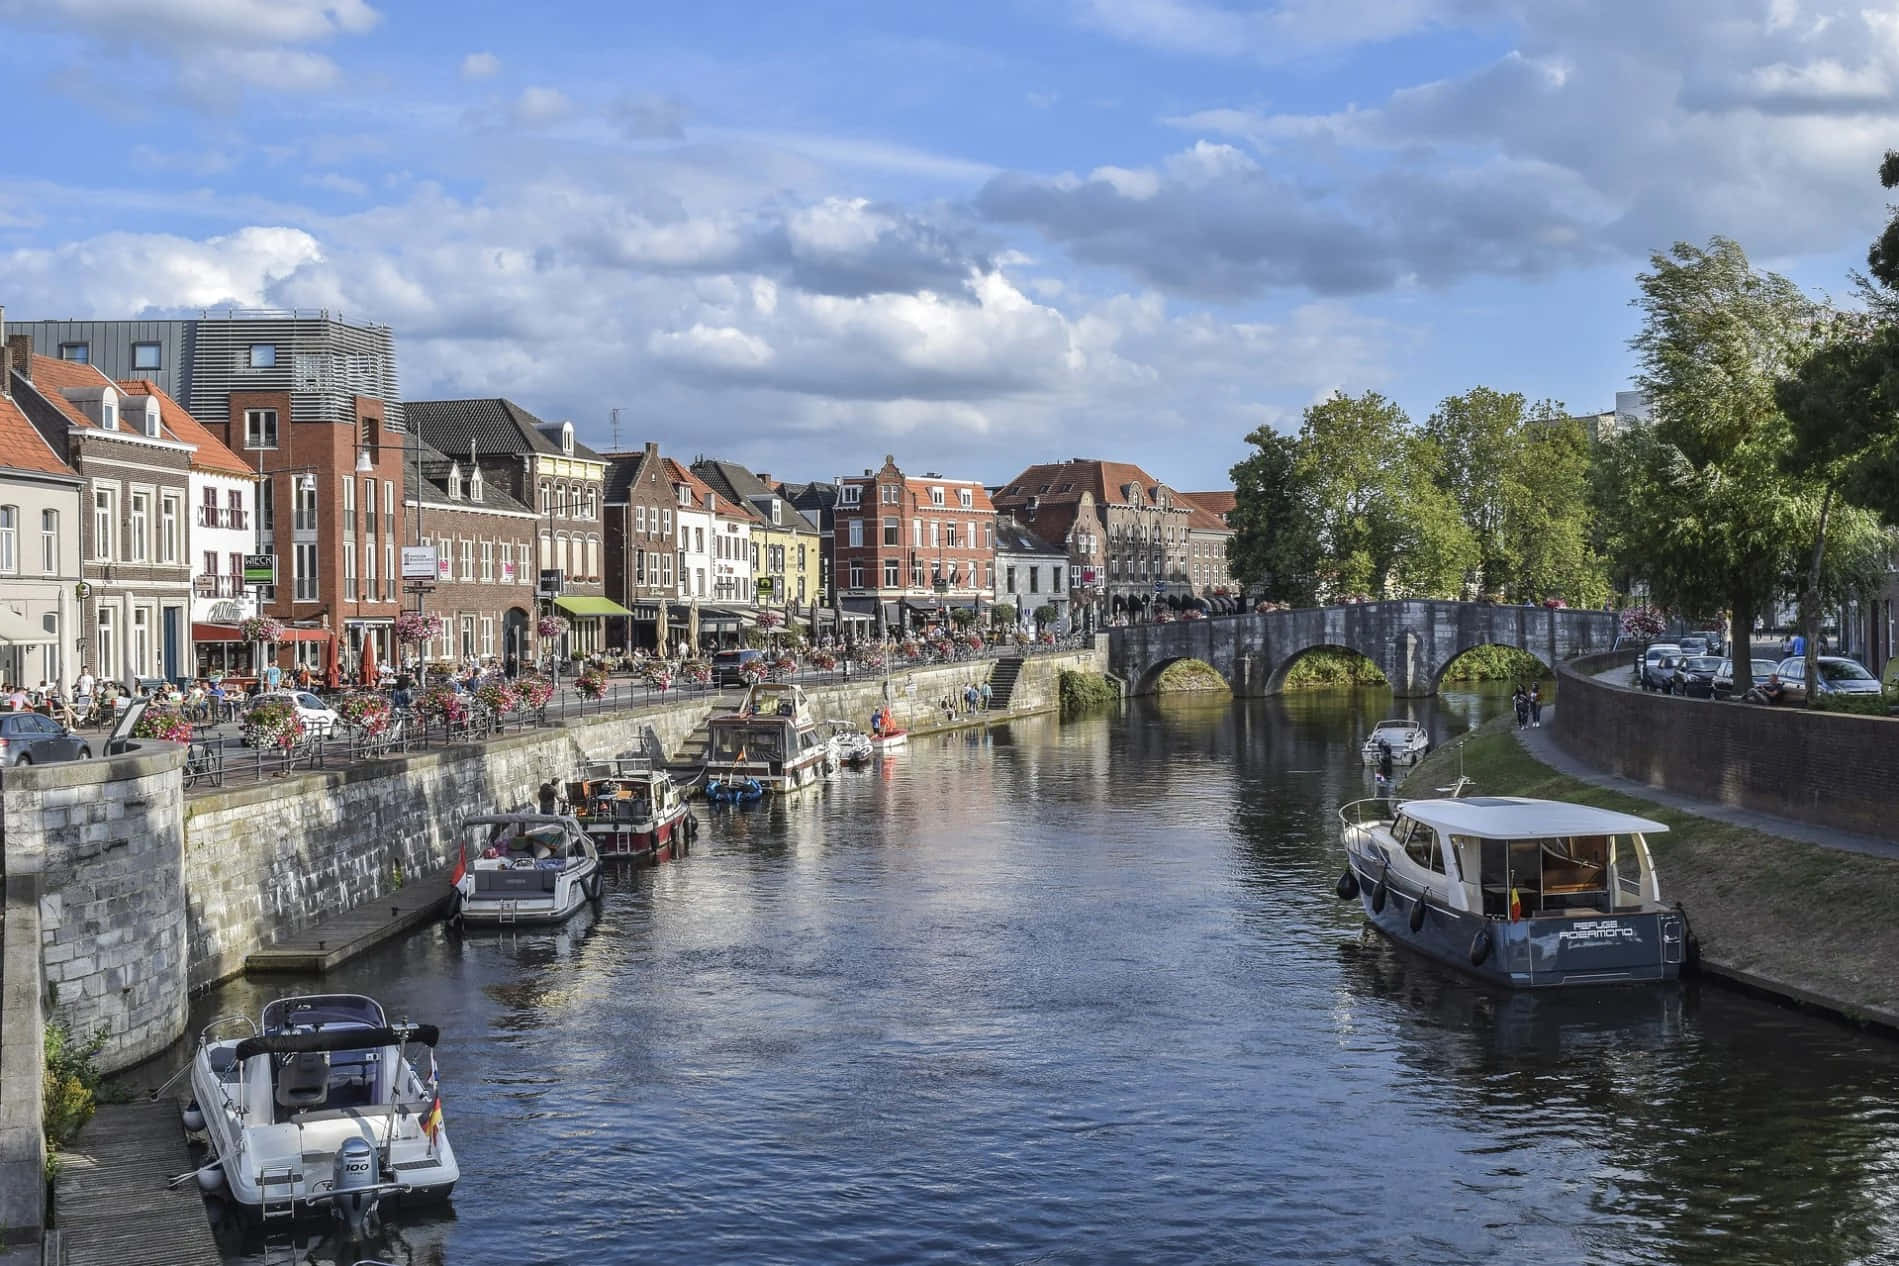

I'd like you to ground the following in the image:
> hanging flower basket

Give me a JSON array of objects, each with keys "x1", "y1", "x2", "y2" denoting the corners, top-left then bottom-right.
[
  {"x1": 538, "y1": 615, "x2": 571, "y2": 640},
  {"x1": 575, "y1": 669, "x2": 608, "y2": 699},
  {"x1": 476, "y1": 680, "x2": 520, "y2": 714},
  {"x1": 679, "y1": 659, "x2": 713, "y2": 687},
  {"x1": 132, "y1": 709, "x2": 194, "y2": 745},
  {"x1": 394, "y1": 611, "x2": 443, "y2": 644},
  {"x1": 770, "y1": 653, "x2": 798, "y2": 675},
  {"x1": 416, "y1": 684, "x2": 470, "y2": 727},
  {"x1": 335, "y1": 691, "x2": 393, "y2": 737},
  {"x1": 1543, "y1": 597, "x2": 1568, "y2": 610},
  {"x1": 755, "y1": 610, "x2": 784, "y2": 630},
  {"x1": 1620, "y1": 605, "x2": 1667, "y2": 638},
  {"x1": 638, "y1": 660, "x2": 674, "y2": 691},
  {"x1": 517, "y1": 674, "x2": 555, "y2": 710},
  {"x1": 737, "y1": 659, "x2": 768, "y2": 685},
  {"x1": 239, "y1": 616, "x2": 285, "y2": 643},
  {"x1": 243, "y1": 697, "x2": 304, "y2": 750},
  {"x1": 857, "y1": 649, "x2": 885, "y2": 671},
  {"x1": 808, "y1": 650, "x2": 838, "y2": 672},
  {"x1": 963, "y1": 634, "x2": 984, "y2": 652}
]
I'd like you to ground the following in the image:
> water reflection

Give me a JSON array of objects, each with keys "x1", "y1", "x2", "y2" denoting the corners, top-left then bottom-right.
[{"x1": 159, "y1": 686, "x2": 1899, "y2": 1265}]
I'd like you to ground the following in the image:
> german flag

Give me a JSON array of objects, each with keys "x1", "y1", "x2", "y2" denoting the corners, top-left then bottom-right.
[{"x1": 422, "y1": 1094, "x2": 444, "y2": 1146}]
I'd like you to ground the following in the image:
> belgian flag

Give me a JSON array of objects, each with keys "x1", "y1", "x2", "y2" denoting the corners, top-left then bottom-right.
[{"x1": 1508, "y1": 886, "x2": 1523, "y2": 923}]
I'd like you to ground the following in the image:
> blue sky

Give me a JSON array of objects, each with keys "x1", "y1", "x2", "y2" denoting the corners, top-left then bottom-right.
[{"x1": 0, "y1": 0, "x2": 1891, "y2": 488}]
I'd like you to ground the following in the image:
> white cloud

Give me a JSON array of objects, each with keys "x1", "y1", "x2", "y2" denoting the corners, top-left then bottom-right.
[
  {"x1": 460, "y1": 51, "x2": 501, "y2": 80},
  {"x1": 509, "y1": 87, "x2": 573, "y2": 129},
  {"x1": 1, "y1": 226, "x2": 322, "y2": 314},
  {"x1": 1071, "y1": 0, "x2": 1444, "y2": 61}
]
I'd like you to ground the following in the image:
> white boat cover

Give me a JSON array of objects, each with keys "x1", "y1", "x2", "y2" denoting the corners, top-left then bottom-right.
[{"x1": 1400, "y1": 796, "x2": 1668, "y2": 839}]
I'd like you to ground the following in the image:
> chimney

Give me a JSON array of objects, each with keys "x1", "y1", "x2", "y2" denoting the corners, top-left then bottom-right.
[
  {"x1": 755, "y1": 472, "x2": 771, "y2": 487},
  {"x1": 4, "y1": 330, "x2": 27, "y2": 388}
]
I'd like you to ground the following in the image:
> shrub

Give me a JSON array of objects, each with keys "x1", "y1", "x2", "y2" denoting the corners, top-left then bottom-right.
[
  {"x1": 1813, "y1": 690, "x2": 1899, "y2": 716},
  {"x1": 1282, "y1": 649, "x2": 1389, "y2": 689},
  {"x1": 1440, "y1": 645, "x2": 1545, "y2": 683},
  {"x1": 44, "y1": 1022, "x2": 106, "y2": 1152},
  {"x1": 1059, "y1": 669, "x2": 1118, "y2": 716}
]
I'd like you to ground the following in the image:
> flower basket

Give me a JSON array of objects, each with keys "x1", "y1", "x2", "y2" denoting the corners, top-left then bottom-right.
[
  {"x1": 476, "y1": 680, "x2": 520, "y2": 715},
  {"x1": 538, "y1": 615, "x2": 570, "y2": 640},
  {"x1": 416, "y1": 684, "x2": 470, "y2": 727},
  {"x1": 1543, "y1": 597, "x2": 1567, "y2": 610},
  {"x1": 770, "y1": 653, "x2": 798, "y2": 675},
  {"x1": 243, "y1": 697, "x2": 304, "y2": 751},
  {"x1": 1039, "y1": 631, "x2": 1056, "y2": 645},
  {"x1": 1620, "y1": 605, "x2": 1667, "y2": 638},
  {"x1": 679, "y1": 659, "x2": 713, "y2": 687},
  {"x1": 931, "y1": 638, "x2": 954, "y2": 659},
  {"x1": 857, "y1": 649, "x2": 885, "y2": 672},
  {"x1": 756, "y1": 610, "x2": 784, "y2": 630},
  {"x1": 964, "y1": 634, "x2": 984, "y2": 652},
  {"x1": 394, "y1": 611, "x2": 443, "y2": 644},
  {"x1": 239, "y1": 616, "x2": 285, "y2": 643},
  {"x1": 1182, "y1": 608, "x2": 1206, "y2": 621},
  {"x1": 575, "y1": 669, "x2": 608, "y2": 700},
  {"x1": 638, "y1": 659, "x2": 675, "y2": 691},
  {"x1": 335, "y1": 690, "x2": 393, "y2": 737},
  {"x1": 737, "y1": 659, "x2": 768, "y2": 685},
  {"x1": 808, "y1": 650, "x2": 838, "y2": 672},
  {"x1": 898, "y1": 639, "x2": 922, "y2": 662},
  {"x1": 517, "y1": 674, "x2": 555, "y2": 710},
  {"x1": 132, "y1": 709, "x2": 194, "y2": 745}
]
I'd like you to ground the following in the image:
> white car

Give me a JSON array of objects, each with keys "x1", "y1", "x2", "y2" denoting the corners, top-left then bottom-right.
[{"x1": 243, "y1": 690, "x2": 339, "y2": 742}]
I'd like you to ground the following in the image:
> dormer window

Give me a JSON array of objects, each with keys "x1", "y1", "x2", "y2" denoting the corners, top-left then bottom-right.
[
  {"x1": 100, "y1": 398, "x2": 117, "y2": 430},
  {"x1": 676, "y1": 484, "x2": 691, "y2": 506},
  {"x1": 840, "y1": 484, "x2": 861, "y2": 506},
  {"x1": 470, "y1": 468, "x2": 483, "y2": 502},
  {"x1": 448, "y1": 463, "x2": 463, "y2": 500},
  {"x1": 930, "y1": 487, "x2": 945, "y2": 507},
  {"x1": 560, "y1": 422, "x2": 574, "y2": 455},
  {"x1": 958, "y1": 488, "x2": 973, "y2": 508},
  {"x1": 771, "y1": 501, "x2": 782, "y2": 525},
  {"x1": 58, "y1": 342, "x2": 88, "y2": 363},
  {"x1": 136, "y1": 398, "x2": 160, "y2": 438}
]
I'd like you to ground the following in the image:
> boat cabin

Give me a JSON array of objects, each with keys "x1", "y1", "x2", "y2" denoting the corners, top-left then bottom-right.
[
  {"x1": 706, "y1": 681, "x2": 829, "y2": 789},
  {"x1": 469, "y1": 817, "x2": 593, "y2": 893}
]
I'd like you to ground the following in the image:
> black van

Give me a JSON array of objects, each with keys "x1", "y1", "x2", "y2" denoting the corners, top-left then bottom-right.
[{"x1": 712, "y1": 648, "x2": 763, "y2": 685}]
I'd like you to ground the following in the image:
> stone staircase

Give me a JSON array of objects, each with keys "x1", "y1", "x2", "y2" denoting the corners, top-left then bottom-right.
[{"x1": 986, "y1": 656, "x2": 1025, "y2": 711}]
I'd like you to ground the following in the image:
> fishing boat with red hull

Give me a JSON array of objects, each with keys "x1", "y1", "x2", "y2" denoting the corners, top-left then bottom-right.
[{"x1": 563, "y1": 758, "x2": 697, "y2": 863}]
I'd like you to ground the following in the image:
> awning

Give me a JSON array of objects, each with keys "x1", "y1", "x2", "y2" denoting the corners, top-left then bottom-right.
[
  {"x1": 192, "y1": 622, "x2": 243, "y2": 642},
  {"x1": 555, "y1": 595, "x2": 636, "y2": 619},
  {"x1": 903, "y1": 598, "x2": 940, "y2": 613},
  {"x1": 280, "y1": 627, "x2": 335, "y2": 644},
  {"x1": 0, "y1": 606, "x2": 52, "y2": 646}
]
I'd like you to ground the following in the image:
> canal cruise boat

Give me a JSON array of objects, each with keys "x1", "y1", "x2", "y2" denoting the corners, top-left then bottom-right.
[
  {"x1": 563, "y1": 758, "x2": 696, "y2": 862},
  {"x1": 186, "y1": 993, "x2": 456, "y2": 1236},
  {"x1": 705, "y1": 681, "x2": 832, "y2": 793},
  {"x1": 451, "y1": 814, "x2": 602, "y2": 926},
  {"x1": 1337, "y1": 794, "x2": 1688, "y2": 988}
]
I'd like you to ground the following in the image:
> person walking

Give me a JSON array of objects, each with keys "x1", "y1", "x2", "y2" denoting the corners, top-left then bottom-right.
[
  {"x1": 73, "y1": 665, "x2": 95, "y2": 725},
  {"x1": 979, "y1": 680, "x2": 993, "y2": 712},
  {"x1": 1529, "y1": 683, "x2": 1543, "y2": 727},
  {"x1": 1512, "y1": 684, "x2": 1529, "y2": 729}
]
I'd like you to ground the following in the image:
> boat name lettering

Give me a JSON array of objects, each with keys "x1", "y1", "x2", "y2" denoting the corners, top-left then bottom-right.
[{"x1": 1557, "y1": 920, "x2": 1639, "y2": 945}]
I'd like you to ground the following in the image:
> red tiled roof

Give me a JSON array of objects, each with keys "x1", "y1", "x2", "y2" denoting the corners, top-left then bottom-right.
[
  {"x1": 994, "y1": 459, "x2": 1168, "y2": 509},
  {"x1": 0, "y1": 392, "x2": 75, "y2": 478},
  {"x1": 1180, "y1": 490, "x2": 1236, "y2": 519},
  {"x1": 25, "y1": 355, "x2": 121, "y2": 434},
  {"x1": 1182, "y1": 502, "x2": 1231, "y2": 533},
  {"x1": 117, "y1": 381, "x2": 253, "y2": 478}
]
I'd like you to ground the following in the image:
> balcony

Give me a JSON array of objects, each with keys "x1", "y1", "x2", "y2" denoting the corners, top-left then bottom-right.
[
  {"x1": 196, "y1": 506, "x2": 249, "y2": 531},
  {"x1": 194, "y1": 575, "x2": 248, "y2": 598}
]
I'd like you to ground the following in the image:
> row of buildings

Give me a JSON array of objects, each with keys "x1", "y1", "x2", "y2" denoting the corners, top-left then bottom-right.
[{"x1": 0, "y1": 310, "x2": 1236, "y2": 692}]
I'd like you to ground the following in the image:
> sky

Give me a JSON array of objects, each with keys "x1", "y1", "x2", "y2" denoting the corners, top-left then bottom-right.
[{"x1": 0, "y1": 0, "x2": 1894, "y2": 490}]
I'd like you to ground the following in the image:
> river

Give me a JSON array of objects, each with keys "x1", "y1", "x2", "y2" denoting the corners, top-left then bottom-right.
[{"x1": 188, "y1": 686, "x2": 1899, "y2": 1265}]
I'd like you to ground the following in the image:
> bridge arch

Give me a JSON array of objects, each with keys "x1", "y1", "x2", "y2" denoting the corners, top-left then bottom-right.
[
  {"x1": 1429, "y1": 641, "x2": 1553, "y2": 692},
  {"x1": 1264, "y1": 643, "x2": 1391, "y2": 694}
]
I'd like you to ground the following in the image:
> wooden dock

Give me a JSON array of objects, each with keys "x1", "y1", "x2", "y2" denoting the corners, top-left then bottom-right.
[
  {"x1": 246, "y1": 870, "x2": 457, "y2": 975},
  {"x1": 54, "y1": 1100, "x2": 219, "y2": 1266}
]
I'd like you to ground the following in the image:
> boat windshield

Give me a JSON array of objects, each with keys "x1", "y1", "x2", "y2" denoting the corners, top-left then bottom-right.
[
  {"x1": 1472, "y1": 832, "x2": 1648, "y2": 917},
  {"x1": 262, "y1": 994, "x2": 386, "y2": 1035},
  {"x1": 482, "y1": 820, "x2": 581, "y2": 861},
  {"x1": 710, "y1": 724, "x2": 786, "y2": 763}
]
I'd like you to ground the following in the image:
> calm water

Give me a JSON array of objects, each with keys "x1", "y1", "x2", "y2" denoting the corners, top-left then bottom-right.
[{"x1": 186, "y1": 687, "x2": 1899, "y2": 1266}]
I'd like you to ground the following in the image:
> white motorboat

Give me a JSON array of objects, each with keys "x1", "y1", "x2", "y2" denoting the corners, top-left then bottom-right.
[
  {"x1": 452, "y1": 814, "x2": 602, "y2": 925},
  {"x1": 1361, "y1": 719, "x2": 1430, "y2": 765},
  {"x1": 828, "y1": 720, "x2": 874, "y2": 766},
  {"x1": 186, "y1": 993, "x2": 455, "y2": 1237},
  {"x1": 705, "y1": 681, "x2": 831, "y2": 792}
]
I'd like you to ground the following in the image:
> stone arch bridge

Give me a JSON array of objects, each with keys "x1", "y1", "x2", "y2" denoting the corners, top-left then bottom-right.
[{"x1": 1106, "y1": 601, "x2": 1618, "y2": 697}]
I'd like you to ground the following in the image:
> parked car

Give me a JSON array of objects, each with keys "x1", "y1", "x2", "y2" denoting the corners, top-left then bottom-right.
[
  {"x1": 1760, "y1": 656, "x2": 1883, "y2": 706},
  {"x1": 711, "y1": 648, "x2": 764, "y2": 686},
  {"x1": 0, "y1": 712, "x2": 92, "y2": 766},
  {"x1": 1666, "y1": 655, "x2": 1724, "y2": 697},
  {"x1": 242, "y1": 690, "x2": 339, "y2": 741},
  {"x1": 1640, "y1": 644, "x2": 1683, "y2": 691},
  {"x1": 1712, "y1": 658, "x2": 1778, "y2": 701},
  {"x1": 1677, "y1": 636, "x2": 1709, "y2": 658}
]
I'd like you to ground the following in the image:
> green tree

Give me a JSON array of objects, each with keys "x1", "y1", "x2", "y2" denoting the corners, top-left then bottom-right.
[
  {"x1": 1227, "y1": 426, "x2": 1321, "y2": 603},
  {"x1": 991, "y1": 602, "x2": 1018, "y2": 629}
]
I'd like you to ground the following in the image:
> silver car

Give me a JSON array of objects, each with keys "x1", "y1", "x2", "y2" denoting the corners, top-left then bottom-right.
[{"x1": 0, "y1": 712, "x2": 92, "y2": 766}]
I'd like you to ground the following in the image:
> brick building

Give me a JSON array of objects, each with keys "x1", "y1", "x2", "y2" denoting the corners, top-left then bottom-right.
[
  {"x1": 602, "y1": 442, "x2": 679, "y2": 652},
  {"x1": 834, "y1": 455, "x2": 995, "y2": 633}
]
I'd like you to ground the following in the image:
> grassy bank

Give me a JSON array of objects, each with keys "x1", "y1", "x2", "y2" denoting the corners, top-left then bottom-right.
[
  {"x1": 1439, "y1": 644, "x2": 1547, "y2": 682},
  {"x1": 1405, "y1": 720, "x2": 1899, "y2": 1026},
  {"x1": 1154, "y1": 658, "x2": 1232, "y2": 696},
  {"x1": 1283, "y1": 649, "x2": 1389, "y2": 688},
  {"x1": 1059, "y1": 670, "x2": 1119, "y2": 717}
]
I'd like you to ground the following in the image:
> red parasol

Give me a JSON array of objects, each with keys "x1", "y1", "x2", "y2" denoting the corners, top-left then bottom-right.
[{"x1": 359, "y1": 637, "x2": 378, "y2": 687}]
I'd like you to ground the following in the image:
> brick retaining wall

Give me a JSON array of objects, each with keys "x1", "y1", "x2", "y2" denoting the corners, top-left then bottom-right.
[{"x1": 1551, "y1": 660, "x2": 1899, "y2": 840}]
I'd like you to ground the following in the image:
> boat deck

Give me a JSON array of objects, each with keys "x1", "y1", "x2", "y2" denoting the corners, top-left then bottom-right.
[
  {"x1": 54, "y1": 1100, "x2": 218, "y2": 1266},
  {"x1": 246, "y1": 869, "x2": 457, "y2": 974}
]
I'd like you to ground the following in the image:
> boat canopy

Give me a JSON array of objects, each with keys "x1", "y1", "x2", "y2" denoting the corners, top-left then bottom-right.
[
  {"x1": 234, "y1": 1023, "x2": 439, "y2": 1062},
  {"x1": 1373, "y1": 719, "x2": 1422, "y2": 730},
  {"x1": 1400, "y1": 796, "x2": 1667, "y2": 840}
]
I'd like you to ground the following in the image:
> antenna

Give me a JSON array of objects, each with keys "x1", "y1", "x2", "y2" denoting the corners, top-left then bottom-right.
[{"x1": 609, "y1": 407, "x2": 623, "y2": 452}]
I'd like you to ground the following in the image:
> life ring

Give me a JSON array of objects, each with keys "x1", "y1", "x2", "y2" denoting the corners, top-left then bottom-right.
[
  {"x1": 1469, "y1": 927, "x2": 1492, "y2": 966},
  {"x1": 1371, "y1": 877, "x2": 1388, "y2": 913},
  {"x1": 1409, "y1": 895, "x2": 1428, "y2": 932},
  {"x1": 1335, "y1": 868, "x2": 1359, "y2": 901}
]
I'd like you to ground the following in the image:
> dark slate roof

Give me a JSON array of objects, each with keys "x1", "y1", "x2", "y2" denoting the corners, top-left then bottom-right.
[
  {"x1": 779, "y1": 480, "x2": 837, "y2": 512},
  {"x1": 600, "y1": 446, "x2": 667, "y2": 503},
  {"x1": 404, "y1": 440, "x2": 535, "y2": 513},
  {"x1": 692, "y1": 458, "x2": 819, "y2": 532},
  {"x1": 994, "y1": 515, "x2": 1065, "y2": 557},
  {"x1": 404, "y1": 398, "x2": 604, "y2": 462}
]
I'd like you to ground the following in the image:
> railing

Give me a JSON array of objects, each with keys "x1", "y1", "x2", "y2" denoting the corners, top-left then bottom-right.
[
  {"x1": 194, "y1": 575, "x2": 250, "y2": 598},
  {"x1": 196, "y1": 506, "x2": 249, "y2": 530},
  {"x1": 1338, "y1": 798, "x2": 1404, "y2": 831}
]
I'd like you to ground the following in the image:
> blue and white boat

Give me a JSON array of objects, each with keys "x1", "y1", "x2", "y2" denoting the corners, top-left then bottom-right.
[{"x1": 1338, "y1": 794, "x2": 1689, "y2": 988}]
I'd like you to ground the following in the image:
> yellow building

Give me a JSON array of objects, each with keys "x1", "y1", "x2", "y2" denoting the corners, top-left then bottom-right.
[{"x1": 691, "y1": 459, "x2": 823, "y2": 617}]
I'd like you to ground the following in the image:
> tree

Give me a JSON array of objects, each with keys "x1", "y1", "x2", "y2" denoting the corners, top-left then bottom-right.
[
  {"x1": 1227, "y1": 426, "x2": 1321, "y2": 604},
  {"x1": 1609, "y1": 237, "x2": 1829, "y2": 673},
  {"x1": 991, "y1": 602, "x2": 1018, "y2": 630},
  {"x1": 1033, "y1": 603, "x2": 1059, "y2": 629}
]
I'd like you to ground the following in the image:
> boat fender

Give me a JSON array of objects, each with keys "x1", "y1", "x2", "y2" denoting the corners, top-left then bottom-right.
[
  {"x1": 1335, "y1": 868, "x2": 1359, "y2": 901},
  {"x1": 1468, "y1": 927, "x2": 1492, "y2": 966},
  {"x1": 446, "y1": 888, "x2": 463, "y2": 928},
  {"x1": 1370, "y1": 876, "x2": 1388, "y2": 914},
  {"x1": 585, "y1": 871, "x2": 603, "y2": 901},
  {"x1": 1409, "y1": 895, "x2": 1428, "y2": 932},
  {"x1": 196, "y1": 1159, "x2": 224, "y2": 1192},
  {"x1": 181, "y1": 1098, "x2": 205, "y2": 1132}
]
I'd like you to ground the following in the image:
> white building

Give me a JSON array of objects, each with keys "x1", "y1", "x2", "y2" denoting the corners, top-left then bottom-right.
[
  {"x1": 995, "y1": 514, "x2": 1070, "y2": 632},
  {"x1": 665, "y1": 458, "x2": 717, "y2": 605}
]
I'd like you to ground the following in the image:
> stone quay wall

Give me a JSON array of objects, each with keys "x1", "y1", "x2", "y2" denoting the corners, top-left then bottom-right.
[{"x1": 1552, "y1": 660, "x2": 1899, "y2": 840}]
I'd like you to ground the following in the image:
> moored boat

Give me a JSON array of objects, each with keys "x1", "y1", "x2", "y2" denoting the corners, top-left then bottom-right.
[
  {"x1": 1337, "y1": 794, "x2": 1688, "y2": 988},
  {"x1": 186, "y1": 993, "x2": 455, "y2": 1236},
  {"x1": 1361, "y1": 719, "x2": 1429, "y2": 765},
  {"x1": 704, "y1": 681, "x2": 831, "y2": 792},
  {"x1": 828, "y1": 721, "x2": 874, "y2": 766},
  {"x1": 451, "y1": 814, "x2": 601, "y2": 925},
  {"x1": 563, "y1": 758, "x2": 697, "y2": 862}
]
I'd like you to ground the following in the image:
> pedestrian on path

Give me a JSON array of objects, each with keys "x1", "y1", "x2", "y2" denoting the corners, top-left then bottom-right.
[
  {"x1": 1529, "y1": 683, "x2": 1543, "y2": 727},
  {"x1": 1512, "y1": 685, "x2": 1530, "y2": 729},
  {"x1": 979, "y1": 680, "x2": 992, "y2": 711}
]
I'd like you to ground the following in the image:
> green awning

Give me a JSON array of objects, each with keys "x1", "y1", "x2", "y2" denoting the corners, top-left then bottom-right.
[{"x1": 554, "y1": 595, "x2": 636, "y2": 618}]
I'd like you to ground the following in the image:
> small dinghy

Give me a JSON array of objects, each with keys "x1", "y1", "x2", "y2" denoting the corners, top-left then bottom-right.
[
  {"x1": 451, "y1": 814, "x2": 601, "y2": 926},
  {"x1": 828, "y1": 721, "x2": 874, "y2": 766},
  {"x1": 186, "y1": 993, "x2": 455, "y2": 1236},
  {"x1": 705, "y1": 775, "x2": 765, "y2": 804},
  {"x1": 1361, "y1": 719, "x2": 1429, "y2": 765}
]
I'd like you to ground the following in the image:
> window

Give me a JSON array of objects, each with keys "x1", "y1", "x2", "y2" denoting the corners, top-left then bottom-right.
[
  {"x1": 129, "y1": 492, "x2": 149, "y2": 562},
  {"x1": 132, "y1": 342, "x2": 161, "y2": 370},
  {"x1": 499, "y1": 541, "x2": 513, "y2": 583},
  {"x1": 929, "y1": 521, "x2": 939, "y2": 548},
  {"x1": 365, "y1": 539, "x2": 377, "y2": 591},
  {"x1": 1053, "y1": 566, "x2": 1063, "y2": 591},
  {"x1": 1005, "y1": 565, "x2": 1016, "y2": 594},
  {"x1": 945, "y1": 523, "x2": 958, "y2": 549},
  {"x1": 482, "y1": 617, "x2": 495, "y2": 658},
  {"x1": 384, "y1": 480, "x2": 394, "y2": 534},
  {"x1": 662, "y1": 508, "x2": 671, "y2": 534},
  {"x1": 58, "y1": 342, "x2": 89, "y2": 363},
  {"x1": 342, "y1": 478, "x2": 356, "y2": 539},
  {"x1": 294, "y1": 542, "x2": 318, "y2": 601},
  {"x1": 636, "y1": 505, "x2": 647, "y2": 533},
  {"x1": 984, "y1": 523, "x2": 993, "y2": 550},
  {"x1": 883, "y1": 517, "x2": 899, "y2": 546},
  {"x1": 132, "y1": 607, "x2": 151, "y2": 677},
  {"x1": 694, "y1": 526, "x2": 704, "y2": 553},
  {"x1": 0, "y1": 507, "x2": 14, "y2": 572},
  {"x1": 985, "y1": 561, "x2": 994, "y2": 590},
  {"x1": 362, "y1": 479, "x2": 376, "y2": 537},
  {"x1": 96, "y1": 606, "x2": 116, "y2": 679},
  {"x1": 959, "y1": 488, "x2": 973, "y2": 508},
  {"x1": 540, "y1": 483, "x2": 552, "y2": 515},
  {"x1": 849, "y1": 561, "x2": 864, "y2": 588},
  {"x1": 40, "y1": 510, "x2": 56, "y2": 574},
  {"x1": 245, "y1": 409, "x2": 278, "y2": 450},
  {"x1": 344, "y1": 542, "x2": 357, "y2": 600},
  {"x1": 460, "y1": 539, "x2": 474, "y2": 581},
  {"x1": 259, "y1": 480, "x2": 274, "y2": 534},
  {"x1": 461, "y1": 616, "x2": 476, "y2": 658},
  {"x1": 480, "y1": 541, "x2": 494, "y2": 582},
  {"x1": 912, "y1": 519, "x2": 922, "y2": 547},
  {"x1": 539, "y1": 532, "x2": 551, "y2": 569},
  {"x1": 930, "y1": 487, "x2": 944, "y2": 507},
  {"x1": 294, "y1": 478, "x2": 317, "y2": 532},
  {"x1": 1029, "y1": 566, "x2": 1040, "y2": 594},
  {"x1": 848, "y1": 519, "x2": 863, "y2": 548},
  {"x1": 840, "y1": 484, "x2": 861, "y2": 506},
  {"x1": 911, "y1": 559, "x2": 924, "y2": 587},
  {"x1": 883, "y1": 559, "x2": 899, "y2": 587},
  {"x1": 248, "y1": 343, "x2": 277, "y2": 368},
  {"x1": 202, "y1": 550, "x2": 218, "y2": 588}
]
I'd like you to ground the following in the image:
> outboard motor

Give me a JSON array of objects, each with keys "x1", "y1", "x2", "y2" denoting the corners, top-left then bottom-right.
[{"x1": 330, "y1": 1135, "x2": 382, "y2": 1240}]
